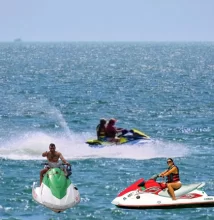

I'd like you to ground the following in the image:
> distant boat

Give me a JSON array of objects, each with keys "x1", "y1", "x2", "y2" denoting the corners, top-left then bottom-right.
[{"x1": 13, "y1": 38, "x2": 22, "y2": 42}]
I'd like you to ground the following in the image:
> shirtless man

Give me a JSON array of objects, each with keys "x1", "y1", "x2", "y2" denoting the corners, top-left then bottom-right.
[{"x1": 40, "y1": 143, "x2": 70, "y2": 185}]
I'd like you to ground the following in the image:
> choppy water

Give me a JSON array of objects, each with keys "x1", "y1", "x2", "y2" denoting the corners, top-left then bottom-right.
[{"x1": 0, "y1": 42, "x2": 214, "y2": 219}]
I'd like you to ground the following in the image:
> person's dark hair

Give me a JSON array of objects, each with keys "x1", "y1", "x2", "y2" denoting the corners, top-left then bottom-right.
[
  {"x1": 100, "y1": 118, "x2": 106, "y2": 124},
  {"x1": 49, "y1": 143, "x2": 55, "y2": 148},
  {"x1": 109, "y1": 118, "x2": 117, "y2": 125},
  {"x1": 167, "y1": 158, "x2": 174, "y2": 163}
]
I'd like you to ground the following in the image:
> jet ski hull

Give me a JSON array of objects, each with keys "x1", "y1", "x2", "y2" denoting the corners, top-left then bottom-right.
[
  {"x1": 112, "y1": 178, "x2": 214, "y2": 209},
  {"x1": 113, "y1": 194, "x2": 214, "y2": 209},
  {"x1": 86, "y1": 129, "x2": 152, "y2": 147},
  {"x1": 88, "y1": 139, "x2": 152, "y2": 148},
  {"x1": 114, "y1": 201, "x2": 214, "y2": 209},
  {"x1": 32, "y1": 166, "x2": 80, "y2": 212},
  {"x1": 32, "y1": 182, "x2": 80, "y2": 212}
]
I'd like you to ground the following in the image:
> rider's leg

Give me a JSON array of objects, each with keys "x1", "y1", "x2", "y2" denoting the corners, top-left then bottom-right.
[{"x1": 167, "y1": 182, "x2": 182, "y2": 200}]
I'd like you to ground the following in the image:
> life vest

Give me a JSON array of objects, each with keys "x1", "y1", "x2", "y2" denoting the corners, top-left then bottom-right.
[
  {"x1": 96, "y1": 124, "x2": 106, "y2": 139},
  {"x1": 166, "y1": 165, "x2": 180, "y2": 183}
]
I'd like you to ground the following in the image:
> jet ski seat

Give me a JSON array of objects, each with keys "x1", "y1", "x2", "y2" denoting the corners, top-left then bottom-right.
[{"x1": 158, "y1": 183, "x2": 205, "y2": 198}]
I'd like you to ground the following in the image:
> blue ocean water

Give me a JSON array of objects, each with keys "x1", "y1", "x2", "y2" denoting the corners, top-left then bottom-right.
[{"x1": 0, "y1": 42, "x2": 214, "y2": 220}]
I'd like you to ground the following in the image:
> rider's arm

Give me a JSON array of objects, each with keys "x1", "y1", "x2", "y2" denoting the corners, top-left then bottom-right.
[
  {"x1": 59, "y1": 153, "x2": 70, "y2": 165},
  {"x1": 161, "y1": 167, "x2": 177, "y2": 177},
  {"x1": 159, "y1": 169, "x2": 168, "y2": 177},
  {"x1": 42, "y1": 151, "x2": 48, "y2": 157},
  {"x1": 116, "y1": 127, "x2": 123, "y2": 132}
]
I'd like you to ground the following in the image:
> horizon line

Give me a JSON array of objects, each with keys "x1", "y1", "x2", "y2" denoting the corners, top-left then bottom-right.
[{"x1": 0, "y1": 40, "x2": 214, "y2": 43}]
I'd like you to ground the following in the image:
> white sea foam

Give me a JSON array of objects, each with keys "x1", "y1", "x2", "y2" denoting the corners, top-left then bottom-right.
[
  {"x1": 0, "y1": 97, "x2": 190, "y2": 161},
  {"x1": 0, "y1": 131, "x2": 189, "y2": 160}
]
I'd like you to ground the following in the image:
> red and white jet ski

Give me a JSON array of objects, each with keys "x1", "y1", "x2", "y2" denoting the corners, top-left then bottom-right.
[{"x1": 112, "y1": 174, "x2": 214, "y2": 209}]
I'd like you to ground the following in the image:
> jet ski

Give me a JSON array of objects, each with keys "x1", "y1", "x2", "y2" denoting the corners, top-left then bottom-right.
[
  {"x1": 112, "y1": 174, "x2": 214, "y2": 209},
  {"x1": 32, "y1": 162, "x2": 80, "y2": 213},
  {"x1": 86, "y1": 129, "x2": 152, "y2": 147}
]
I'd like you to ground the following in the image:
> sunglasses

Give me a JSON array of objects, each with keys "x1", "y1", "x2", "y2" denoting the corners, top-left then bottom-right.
[{"x1": 167, "y1": 160, "x2": 172, "y2": 164}]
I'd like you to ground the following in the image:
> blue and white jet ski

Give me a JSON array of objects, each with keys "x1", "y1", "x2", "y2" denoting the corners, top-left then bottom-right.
[{"x1": 86, "y1": 129, "x2": 152, "y2": 147}]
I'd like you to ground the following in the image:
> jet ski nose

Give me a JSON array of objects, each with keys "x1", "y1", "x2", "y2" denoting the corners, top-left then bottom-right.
[{"x1": 111, "y1": 197, "x2": 120, "y2": 205}]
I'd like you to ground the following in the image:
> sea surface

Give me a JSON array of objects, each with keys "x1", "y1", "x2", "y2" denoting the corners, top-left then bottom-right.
[{"x1": 0, "y1": 42, "x2": 214, "y2": 220}]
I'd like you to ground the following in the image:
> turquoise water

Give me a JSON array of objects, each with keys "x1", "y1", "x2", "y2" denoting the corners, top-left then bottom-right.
[{"x1": 0, "y1": 42, "x2": 214, "y2": 219}]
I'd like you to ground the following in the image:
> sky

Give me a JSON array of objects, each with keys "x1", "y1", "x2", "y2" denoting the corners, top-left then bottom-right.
[{"x1": 0, "y1": 0, "x2": 214, "y2": 42}]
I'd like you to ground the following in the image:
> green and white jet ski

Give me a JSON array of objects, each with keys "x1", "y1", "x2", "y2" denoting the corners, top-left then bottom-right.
[
  {"x1": 86, "y1": 129, "x2": 152, "y2": 147},
  {"x1": 32, "y1": 162, "x2": 80, "y2": 213}
]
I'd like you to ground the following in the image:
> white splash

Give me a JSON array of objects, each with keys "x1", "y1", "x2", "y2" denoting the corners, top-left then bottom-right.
[
  {"x1": 0, "y1": 98, "x2": 189, "y2": 160},
  {"x1": 0, "y1": 131, "x2": 189, "y2": 160}
]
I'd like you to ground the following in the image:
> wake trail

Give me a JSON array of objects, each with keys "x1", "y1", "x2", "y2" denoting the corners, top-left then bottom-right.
[
  {"x1": 0, "y1": 131, "x2": 189, "y2": 160},
  {"x1": 0, "y1": 98, "x2": 189, "y2": 160}
]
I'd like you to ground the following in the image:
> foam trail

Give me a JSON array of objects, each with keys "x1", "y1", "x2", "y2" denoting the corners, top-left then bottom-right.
[{"x1": 0, "y1": 132, "x2": 189, "y2": 160}]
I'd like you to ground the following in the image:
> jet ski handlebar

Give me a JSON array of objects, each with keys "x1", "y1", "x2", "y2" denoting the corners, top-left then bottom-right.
[
  {"x1": 41, "y1": 162, "x2": 72, "y2": 177},
  {"x1": 149, "y1": 174, "x2": 165, "y2": 180},
  {"x1": 41, "y1": 162, "x2": 72, "y2": 167}
]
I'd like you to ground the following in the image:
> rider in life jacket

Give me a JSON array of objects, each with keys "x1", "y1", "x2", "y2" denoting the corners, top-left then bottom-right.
[
  {"x1": 159, "y1": 158, "x2": 182, "y2": 200},
  {"x1": 96, "y1": 118, "x2": 107, "y2": 141}
]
